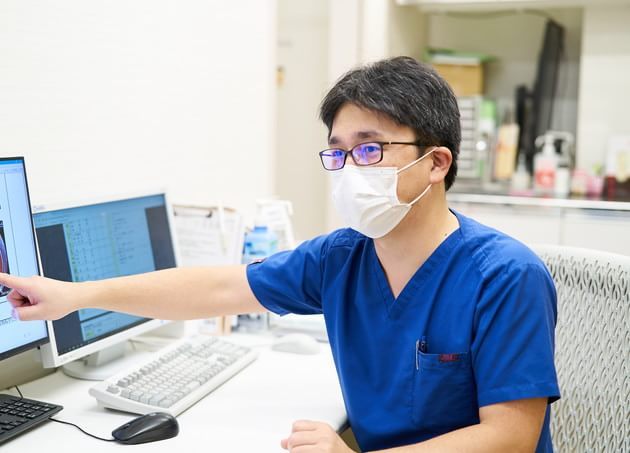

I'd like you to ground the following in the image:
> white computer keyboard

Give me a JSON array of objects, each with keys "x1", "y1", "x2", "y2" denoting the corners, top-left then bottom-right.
[{"x1": 89, "y1": 335, "x2": 258, "y2": 416}]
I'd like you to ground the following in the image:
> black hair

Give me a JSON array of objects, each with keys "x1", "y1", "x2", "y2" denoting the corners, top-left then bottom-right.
[{"x1": 319, "y1": 56, "x2": 461, "y2": 190}]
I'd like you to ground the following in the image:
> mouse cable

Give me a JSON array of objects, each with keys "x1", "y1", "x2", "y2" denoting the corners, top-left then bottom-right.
[
  {"x1": 13, "y1": 385, "x2": 24, "y2": 400},
  {"x1": 49, "y1": 417, "x2": 115, "y2": 442},
  {"x1": 13, "y1": 385, "x2": 115, "y2": 443}
]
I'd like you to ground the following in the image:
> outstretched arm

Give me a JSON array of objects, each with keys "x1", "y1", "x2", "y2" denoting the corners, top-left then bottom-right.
[{"x1": 0, "y1": 266, "x2": 265, "y2": 321}]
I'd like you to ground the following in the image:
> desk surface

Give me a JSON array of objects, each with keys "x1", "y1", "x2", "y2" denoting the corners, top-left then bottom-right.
[{"x1": 5, "y1": 334, "x2": 347, "y2": 452}]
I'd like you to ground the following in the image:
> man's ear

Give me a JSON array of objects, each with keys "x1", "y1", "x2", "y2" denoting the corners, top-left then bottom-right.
[{"x1": 428, "y1": 146, "x2": 452, "y2": 185}]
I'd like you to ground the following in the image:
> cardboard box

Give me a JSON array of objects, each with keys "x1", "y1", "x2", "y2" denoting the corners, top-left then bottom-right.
[{"x1": 432, "y1": 63, "x2": 483, "y2": 97}]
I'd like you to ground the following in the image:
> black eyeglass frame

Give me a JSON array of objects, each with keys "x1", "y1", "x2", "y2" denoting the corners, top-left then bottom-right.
[{"x1": 318, "y1": 140, "x2": 432, "y2": 171}]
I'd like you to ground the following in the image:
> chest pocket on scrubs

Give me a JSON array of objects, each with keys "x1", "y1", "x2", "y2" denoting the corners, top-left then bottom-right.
[{"x1": 411, "y1": 351, "x2": 478, "y2": 430}]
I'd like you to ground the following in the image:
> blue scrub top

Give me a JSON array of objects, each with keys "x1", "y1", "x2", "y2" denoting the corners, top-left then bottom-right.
[{"x1": 247, "y1": 211, "x2": 560, "y2": 452}]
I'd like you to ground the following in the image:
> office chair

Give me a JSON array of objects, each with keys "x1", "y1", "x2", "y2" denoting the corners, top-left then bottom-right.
[{"x1": 532, "y1": 245, "x2": 629, "y2": 452}]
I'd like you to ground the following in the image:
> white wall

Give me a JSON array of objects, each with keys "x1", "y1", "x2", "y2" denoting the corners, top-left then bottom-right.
[
  {"x1": 325, "y1": 0, "x2": 364, "y2": 232},
  {"x1": 0, "y1": 0, "x2": 276, "y2": 389},
  {"x1": 278, "y1": 0, "x2": 425, "y2": 238},
  {"x1": 575, "y1": 5, "x2": 630, "y2": 171},
  {"x1": 325, "y1": 0, "x2": 428, "y2": 232},
  {"x1": 361, "y1": 2, "x2": 428, "y2": 64},
  {"x1": 276, "y1": 0, "x2": 329, "y2": 239},
  {"x1": 0, "y1": 0, "x2": 277, "y2": 221}
]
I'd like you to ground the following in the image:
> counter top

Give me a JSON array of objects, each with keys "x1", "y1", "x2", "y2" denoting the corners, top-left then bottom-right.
[
  {"x1": 447, "y1": 192, "x2": 630, "y2": 211},
  {"x1": 5, "y1": 333, "x2": 347, "y2": 452}
]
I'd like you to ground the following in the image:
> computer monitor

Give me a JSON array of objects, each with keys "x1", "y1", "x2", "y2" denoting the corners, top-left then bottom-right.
[
  {"x1": 0, "y1": 157, "x2": 49, "y2": 362},
  {"x1": 34, "y1": 192, "x2": 180, "y2": 380},
  {"x1": 532, "y1": 20, "x2": 564, "y2": 144},
  {"x1": 517, "y1": 19, "x2": 565, "y2": 173}
]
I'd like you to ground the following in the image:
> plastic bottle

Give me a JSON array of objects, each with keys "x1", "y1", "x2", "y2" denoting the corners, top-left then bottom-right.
[
  {"x1": 555, "y1": 163, "x2": 571, "y2": 198},
  {"x1": 238, "y1": 222, "x2": 278, "y2": 332},
  {"x1": 534, "y1": 133, "x2": 558, "y2": 196},
  {"x1": 242, "y1": 224, "x2": 278, "y2": 264},
  {"x1": 510, "y1": 154, "x2": 532, "y2": 195},
  {"x1": 494, "y1": 110, "x2": 519, "y2": 181}
]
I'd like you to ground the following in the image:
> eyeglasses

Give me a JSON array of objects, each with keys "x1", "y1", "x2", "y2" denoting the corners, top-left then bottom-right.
[{"x1": 318, "y1": 141, "x2": 429, "y2": 171}]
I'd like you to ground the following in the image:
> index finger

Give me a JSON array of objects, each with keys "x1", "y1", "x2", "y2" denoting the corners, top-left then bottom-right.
[{"x1": 0, "y1": 272, "x2": 20, "y2": 289}]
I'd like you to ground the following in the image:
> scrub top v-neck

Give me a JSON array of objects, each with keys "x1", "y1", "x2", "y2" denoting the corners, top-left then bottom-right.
[
  {"x1": 247, "y1": 211, "x2": 560, "y2": 452},
  {"x1": 369, "y1": 227, "x2": 461, "y2": 319}
]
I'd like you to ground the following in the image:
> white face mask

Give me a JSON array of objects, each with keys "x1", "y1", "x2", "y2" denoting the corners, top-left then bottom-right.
[{"x1": 331, "y1": 148, "x2": 435, "y2": 239}]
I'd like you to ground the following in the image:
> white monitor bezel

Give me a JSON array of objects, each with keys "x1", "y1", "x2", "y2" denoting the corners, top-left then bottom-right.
[{"x1": 34, "y1": 189, "x2": 182, "y2": 369}]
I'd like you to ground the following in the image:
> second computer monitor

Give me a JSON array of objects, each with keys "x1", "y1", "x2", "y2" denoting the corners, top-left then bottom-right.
[{"x1": 34, "y1": 192, "x2": 179, "y2": 379}]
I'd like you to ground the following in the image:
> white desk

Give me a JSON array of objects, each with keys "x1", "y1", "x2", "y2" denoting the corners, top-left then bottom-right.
[{"x1": 5, "y1": 334, "x2": 347, "y2": 452}]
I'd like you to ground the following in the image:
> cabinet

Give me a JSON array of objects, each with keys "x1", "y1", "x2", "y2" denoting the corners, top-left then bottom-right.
[{"x1": 448, "y1": 193, "x2": 630, "y2": 255}]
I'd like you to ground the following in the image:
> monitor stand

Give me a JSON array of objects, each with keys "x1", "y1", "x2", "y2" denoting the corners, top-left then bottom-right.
[
  {"x1": 61, "y1": 342, "x2": 149, "y2": 381},
  {"x1": 59, "y1": 322, "x2": 192, "y2": 381}
]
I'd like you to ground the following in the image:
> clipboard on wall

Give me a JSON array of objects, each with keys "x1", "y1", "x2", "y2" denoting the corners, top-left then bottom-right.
[{"x1": 173, "y1": 204, "x2": 245, "y2": 267}]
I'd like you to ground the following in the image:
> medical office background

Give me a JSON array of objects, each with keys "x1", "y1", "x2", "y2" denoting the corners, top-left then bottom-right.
[{"x1": 1, "y1": 0, "x2": 630, "y2": 382}]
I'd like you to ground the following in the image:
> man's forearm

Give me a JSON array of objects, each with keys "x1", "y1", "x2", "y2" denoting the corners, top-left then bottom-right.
[
  {"x1": 79, "y1": 266, "x2": 263, "y2": 320},
  {"x1": 370, "y1": 422, "x2": 534, "y2": 453}
]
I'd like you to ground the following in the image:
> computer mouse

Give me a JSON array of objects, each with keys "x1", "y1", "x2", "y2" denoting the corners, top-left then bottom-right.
[
  {"x1": 112, "y1": 412, "x2": 179, "y2": 445},
  {"x1": 271, "y1": 333, "x2": 320, "y2": 355}
]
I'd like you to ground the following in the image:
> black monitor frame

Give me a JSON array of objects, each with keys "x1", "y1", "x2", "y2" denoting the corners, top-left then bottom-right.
[
  {"x1": 0, "y1": 156, "x2": 49, "y2": 361},
  {"x1": 532, "y1": 20, "x2": 565, "y2": 140},
  {"x1": 516, "y1": 20, "x2": 565, "y2": 174}
]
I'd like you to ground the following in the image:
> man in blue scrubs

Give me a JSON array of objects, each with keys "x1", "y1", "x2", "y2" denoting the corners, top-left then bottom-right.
[{"x1": 3, "y1": 57, "x2": 559, "y2": 452}]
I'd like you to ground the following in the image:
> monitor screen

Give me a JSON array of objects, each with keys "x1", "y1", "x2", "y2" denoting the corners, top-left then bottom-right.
[
  {"x1": 520, "y1": 19, "x2": 565, "y2": 172},
  {"x1": 0, "y1": 157, "x2": 48, "y2": 361},
  {"x1": 34, "y1": 194, "x2": 176, "y2": 362},
  {"x1": 532, "y1": 20, "x2": 564, "y2": 142}
]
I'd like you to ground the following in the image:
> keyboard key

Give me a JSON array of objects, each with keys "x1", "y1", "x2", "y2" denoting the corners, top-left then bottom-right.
[
  {"x1": 158, "y1": 398, "x2": 175, "y2": 408},
  {"x1": 148, "y1": 395, "x2": 163, "y2": 406},
  {"x1": 129, "y1": 391, "x2": 143, "y2": 401}
]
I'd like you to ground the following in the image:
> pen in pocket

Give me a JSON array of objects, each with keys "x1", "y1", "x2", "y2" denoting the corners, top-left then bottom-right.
[{"x1": 415, "y1": 336, "x2": 428, "y2": 370}]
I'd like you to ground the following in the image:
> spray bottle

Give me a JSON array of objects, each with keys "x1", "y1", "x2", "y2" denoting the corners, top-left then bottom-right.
[
  {"x1": 534, "y1": 133, "x2": 559, "y2": 196},
  {"x1": 534, "y1": 131, "x2": 574, "y2": 197}
]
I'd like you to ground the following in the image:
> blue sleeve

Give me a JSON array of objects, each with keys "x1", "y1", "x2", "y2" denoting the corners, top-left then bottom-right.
[
  {"x1": 472, "y1": 263, "x2": 561, "y2": 407},
  {"x1": 245, "y1": 234, "x2": 328, "y2": 316}
]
